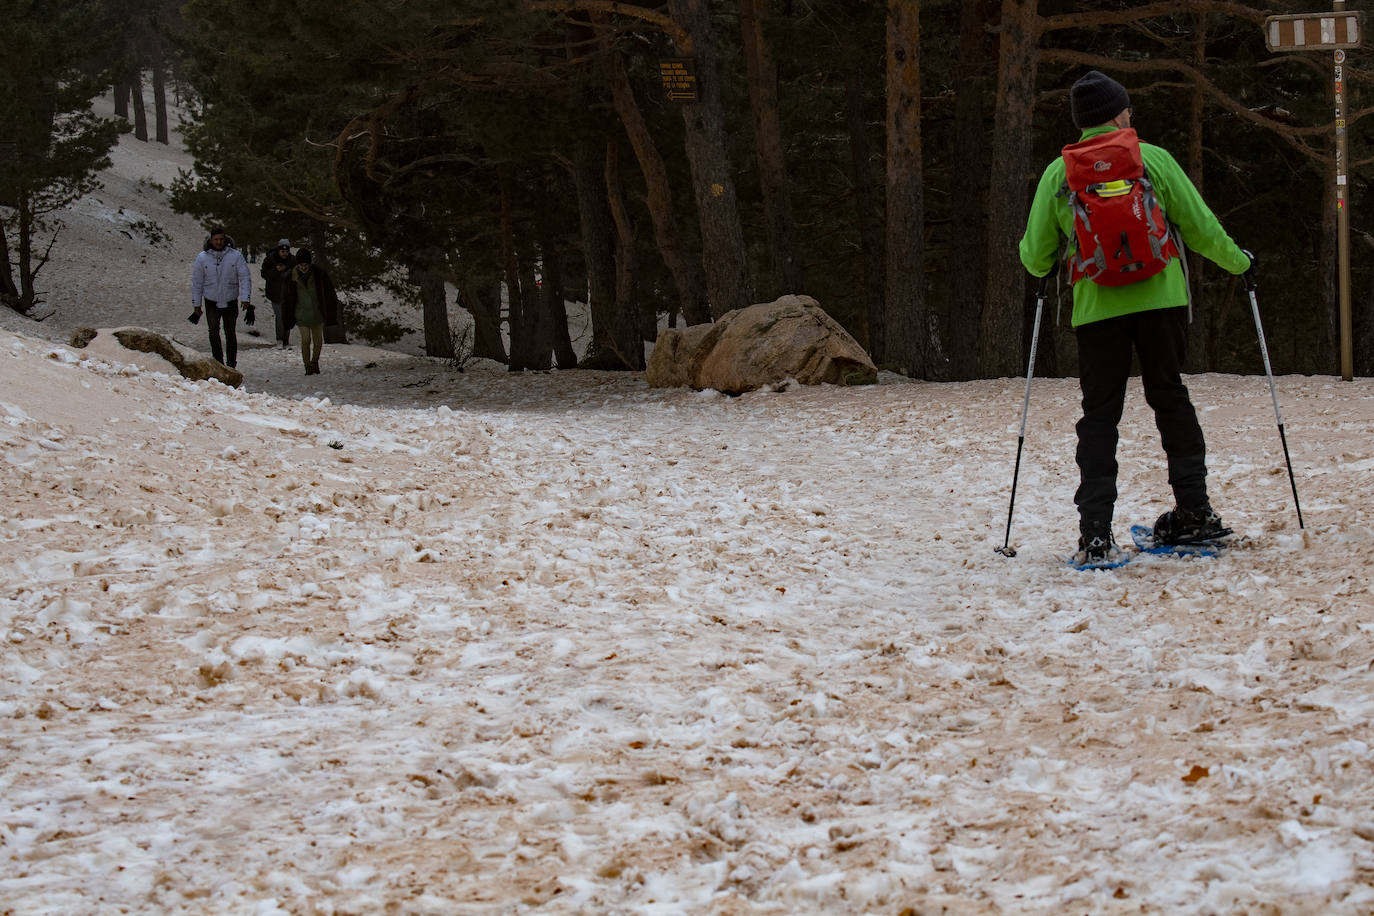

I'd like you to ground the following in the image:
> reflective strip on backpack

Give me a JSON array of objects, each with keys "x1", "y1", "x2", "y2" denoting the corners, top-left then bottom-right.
[{"x1": 1089, "y1": 179, "x2": 1133, "y2": 198}]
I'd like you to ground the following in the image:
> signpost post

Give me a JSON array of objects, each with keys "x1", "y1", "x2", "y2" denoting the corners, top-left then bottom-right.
[{"x1": 1264, "y1": 5, "x2": 1362, "y2": 381}]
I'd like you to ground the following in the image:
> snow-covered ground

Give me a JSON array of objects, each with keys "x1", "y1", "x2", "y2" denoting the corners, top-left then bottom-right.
[{"x1": 2, "y1": 91, "x2": 1373, "y2": 915}]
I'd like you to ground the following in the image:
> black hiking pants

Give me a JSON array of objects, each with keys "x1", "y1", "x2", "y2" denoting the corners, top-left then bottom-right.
[
  {"x1": 1074, "y1": 306, "x2": 1207, "y2": 529},
  {"x1": 270, "y1": 299, "x2": 291, "y2": 347},
  {"x1": 204, "y1": 300, "x2": 239, "y2": 368}
]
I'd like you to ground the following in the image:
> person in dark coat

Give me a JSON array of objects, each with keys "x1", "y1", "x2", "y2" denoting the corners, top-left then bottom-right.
[
  {"x1": 281, "y1": 248, "x2": 339, "y2": 375},
  {"x1": 260, "y1": 238, "x2": 296, "y2": 348}
]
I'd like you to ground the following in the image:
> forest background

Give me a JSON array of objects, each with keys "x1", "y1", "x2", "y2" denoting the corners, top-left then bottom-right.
[{"x1": 4, "y1": 0, "x2": 1373, "y2": 382}]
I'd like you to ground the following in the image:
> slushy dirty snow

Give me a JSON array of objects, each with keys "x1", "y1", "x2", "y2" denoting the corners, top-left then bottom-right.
[
  {"x1": 2, "y1": 95, "x2": 1373, "y2": 915},
  {"x1": 1, "y1": 330, "x2": 1372, "y2": 913}
]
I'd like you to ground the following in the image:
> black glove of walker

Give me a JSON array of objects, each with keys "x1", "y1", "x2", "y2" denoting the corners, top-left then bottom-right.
[
  {"x1": 244, "y1": 303, "x2": 256, "y2": 326},
  {"x1": 1240, "y1": 249, "x2": 1257, "y2": 291},
  {"x1": 188, "y1": 307, "x2": 202, "y2": 325},
  {"x1": 1032, "y1": 261, "x2": 1056, "y2": 294}
]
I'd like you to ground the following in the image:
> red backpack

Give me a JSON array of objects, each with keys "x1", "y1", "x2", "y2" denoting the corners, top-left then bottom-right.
[{"x1": 1058, "y1": 128, "x2": 1179, "y2": 286}]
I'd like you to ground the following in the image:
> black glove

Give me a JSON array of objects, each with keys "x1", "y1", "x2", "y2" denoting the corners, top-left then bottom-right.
[
  {"x1": 1030, "y1": 261, "x2": 1058, "y2": 295},
  {"x1": 244, "y1": 304, "x2": 256, "y2": 326},
  {"x1": 1240, "y1": 249, "x2": 1256, "y2": 291},
  {"x1": 188, "y1": 308, "x2": 202, "y2": 325}
]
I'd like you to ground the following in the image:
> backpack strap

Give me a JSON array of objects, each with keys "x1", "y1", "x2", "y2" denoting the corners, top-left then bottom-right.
[
  {"x1": 1055, "y1": 181, "x2": 1082, "y2": 281},
  {"x1": 1171, "y1": 223, "x2": 1192, "y2": 322},
  {"x1": 1141, "y1": 182, "x2": 1168, "y2": 262},
  {"x1": 1065, "y1": 192, "x2": 1108, "y2": 277}
]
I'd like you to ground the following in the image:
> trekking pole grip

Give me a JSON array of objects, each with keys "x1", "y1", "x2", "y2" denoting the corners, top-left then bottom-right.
[{"x1": 1241, "y1": 248, "x2": 1257, "y2": 292}]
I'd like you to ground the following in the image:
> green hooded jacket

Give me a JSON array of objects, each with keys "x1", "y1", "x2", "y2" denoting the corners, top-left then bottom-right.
[{"x1": 1018, "y1": 125, "x2": 1251, "y2": 327}]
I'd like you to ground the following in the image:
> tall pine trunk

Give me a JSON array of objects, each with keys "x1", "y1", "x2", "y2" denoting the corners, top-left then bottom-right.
[
  {"x1": 1315, "y1": 69, "x2": 1340, "y2": 376},
  {"x1": 573, "y1": 131, "x2": 637, "y2": 369},
  {"x1": 520, "y1": 247, "x2": 552, "y2": 370},
  {"x1": 500, "y1": 166, "x2": 527, "y2": 370},
  {"x1": 1317, "y1": 169, "x2": 1339, "y2": 375},
  {"x1": 668, "y1": 0, "x2": 752, "y2": 319},
  {"x1": 572, "y1": 135, "x2": 615, "y2": 362},
  {"x1": 606, "y1": 139, "x2": 648, "y2": 366},
  {"x1": 537, "y1": 190, "x2": 577, "y2": 370},
  {"x1": 566, "y1": 11, "x2": 630, "y2": 367},
  {"x1": 412, "y1": 262, "x2": 454, "y2": 359},
  {"x1": 606, "y1": 48, "x2": 709, "y2": 325},
  {"x1": 948, "y1": 0, "x2": 997, "y2": 380},
  {"x1": 0, "y1": 214, "x2": 19, "y2": 309},
  {"x1": 881, "y1": 0, "x2": 927, "y2": 375},
  {"x1": 113, "y1": 81, "x2": 130, "y2": 120},
  {"x1": 979, "y1": 0, "x2": 1040, "y2": 379},
  {"x1": 130, "y1": 70, "x2": 148, "y2": 142},
  {"x1": 16, "y1": 192, "x2": 36, "y2": 314},
  {"x1": 150, "y1": 32, "x2": 170, "y2": 145},
  {"x1": 841, "y1": 21, "x2": 883, "y2": 353},
  {"x1": 739, "y1": 0, "x2": 799, "y2": 299},
  {"x1": 1359, "y1": 238, "x2": 1374, "y2": 376},
  {"x1": 461, "y1": 278, "x2": 506, "y2": 363},
  {"x1": 1185, "y1": 16, "x2": 1215, "y2": 373}
]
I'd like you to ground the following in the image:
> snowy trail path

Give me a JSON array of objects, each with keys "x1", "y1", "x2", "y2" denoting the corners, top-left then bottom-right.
[{"x1": 2, "y1": 330, "x2": 1373, "y2": 913}]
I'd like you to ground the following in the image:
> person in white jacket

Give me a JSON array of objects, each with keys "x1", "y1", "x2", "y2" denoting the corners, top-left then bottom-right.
[{"x1": 190, "y1": 227, "x2": 253, "y2": 369}]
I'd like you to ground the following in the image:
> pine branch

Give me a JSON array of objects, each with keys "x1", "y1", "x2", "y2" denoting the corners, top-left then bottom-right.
[
  {"x1": 525, "y1": 0, "x2": 692, "y2": 52},
  {"x1": 1039, "y1": 48, "x2": 1367, "y2": 164},
  {"x1": 1040, "y1": 1, "x2": 1268, "y2": 34}
]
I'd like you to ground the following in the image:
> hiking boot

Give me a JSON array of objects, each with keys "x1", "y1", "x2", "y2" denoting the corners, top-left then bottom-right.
[
  {"x1": 1075, "y1": 520, "x2": 1117, "y2": 565},
  {"x1": 1153, "y1": 503, "x2": 1231, "y2": 546}
]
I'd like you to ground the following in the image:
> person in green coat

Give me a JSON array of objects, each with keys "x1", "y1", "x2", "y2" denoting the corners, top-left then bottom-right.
[
  {"x1": 1018, "y1": 70, "x2": 1253, "y2": 564},
  {"x1": 281, "y1": 248, "x2": 339, "y2": 376}
]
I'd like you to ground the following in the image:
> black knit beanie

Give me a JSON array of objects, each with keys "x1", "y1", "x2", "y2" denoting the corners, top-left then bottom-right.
[
  {"x1": 295, "y1": 247, "x2": 312, "y2": 264},
  {"x1": 1070, "y1": 70, "x2": 1130, "y2": 129}
]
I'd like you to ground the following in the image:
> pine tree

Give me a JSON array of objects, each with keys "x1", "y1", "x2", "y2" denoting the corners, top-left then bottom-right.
[{"x1": 0, "y1": 0, "x2": 124, "y2": 315}]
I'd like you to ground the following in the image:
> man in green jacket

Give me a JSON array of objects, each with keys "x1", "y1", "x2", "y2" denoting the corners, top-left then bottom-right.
[{"x1": 1018, "y1": 70, "x2": 1252, "y2": 565}]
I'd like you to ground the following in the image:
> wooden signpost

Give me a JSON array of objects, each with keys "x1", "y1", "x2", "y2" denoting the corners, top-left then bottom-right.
[{"x1": 1265, "y1": 5, "x2": 1363, "y2": 380}]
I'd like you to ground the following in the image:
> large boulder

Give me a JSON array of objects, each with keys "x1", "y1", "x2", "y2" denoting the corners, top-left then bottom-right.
[
  {"x1": 70, "y1": 327, "x2": 244, "y2": 388},
  {"x1": 647, "y1": 295, "x2": 876, "y2": 394},
  {"x1": 645, "y1": 323, "x2": 715, "y2": 389}
]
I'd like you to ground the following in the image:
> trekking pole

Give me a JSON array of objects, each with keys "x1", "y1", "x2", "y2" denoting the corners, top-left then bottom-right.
[
  {"x1": 1243, "y1": 258, "x2": 1305, "y2": 529},
  {"x1": 996, "y1": 274, "x2": 1050, "y2": 557}
]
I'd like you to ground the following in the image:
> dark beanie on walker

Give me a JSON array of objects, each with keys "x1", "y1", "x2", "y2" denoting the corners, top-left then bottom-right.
[{"x1": 1071, "y1": 70, "x2": 1130, "y2": 129}]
